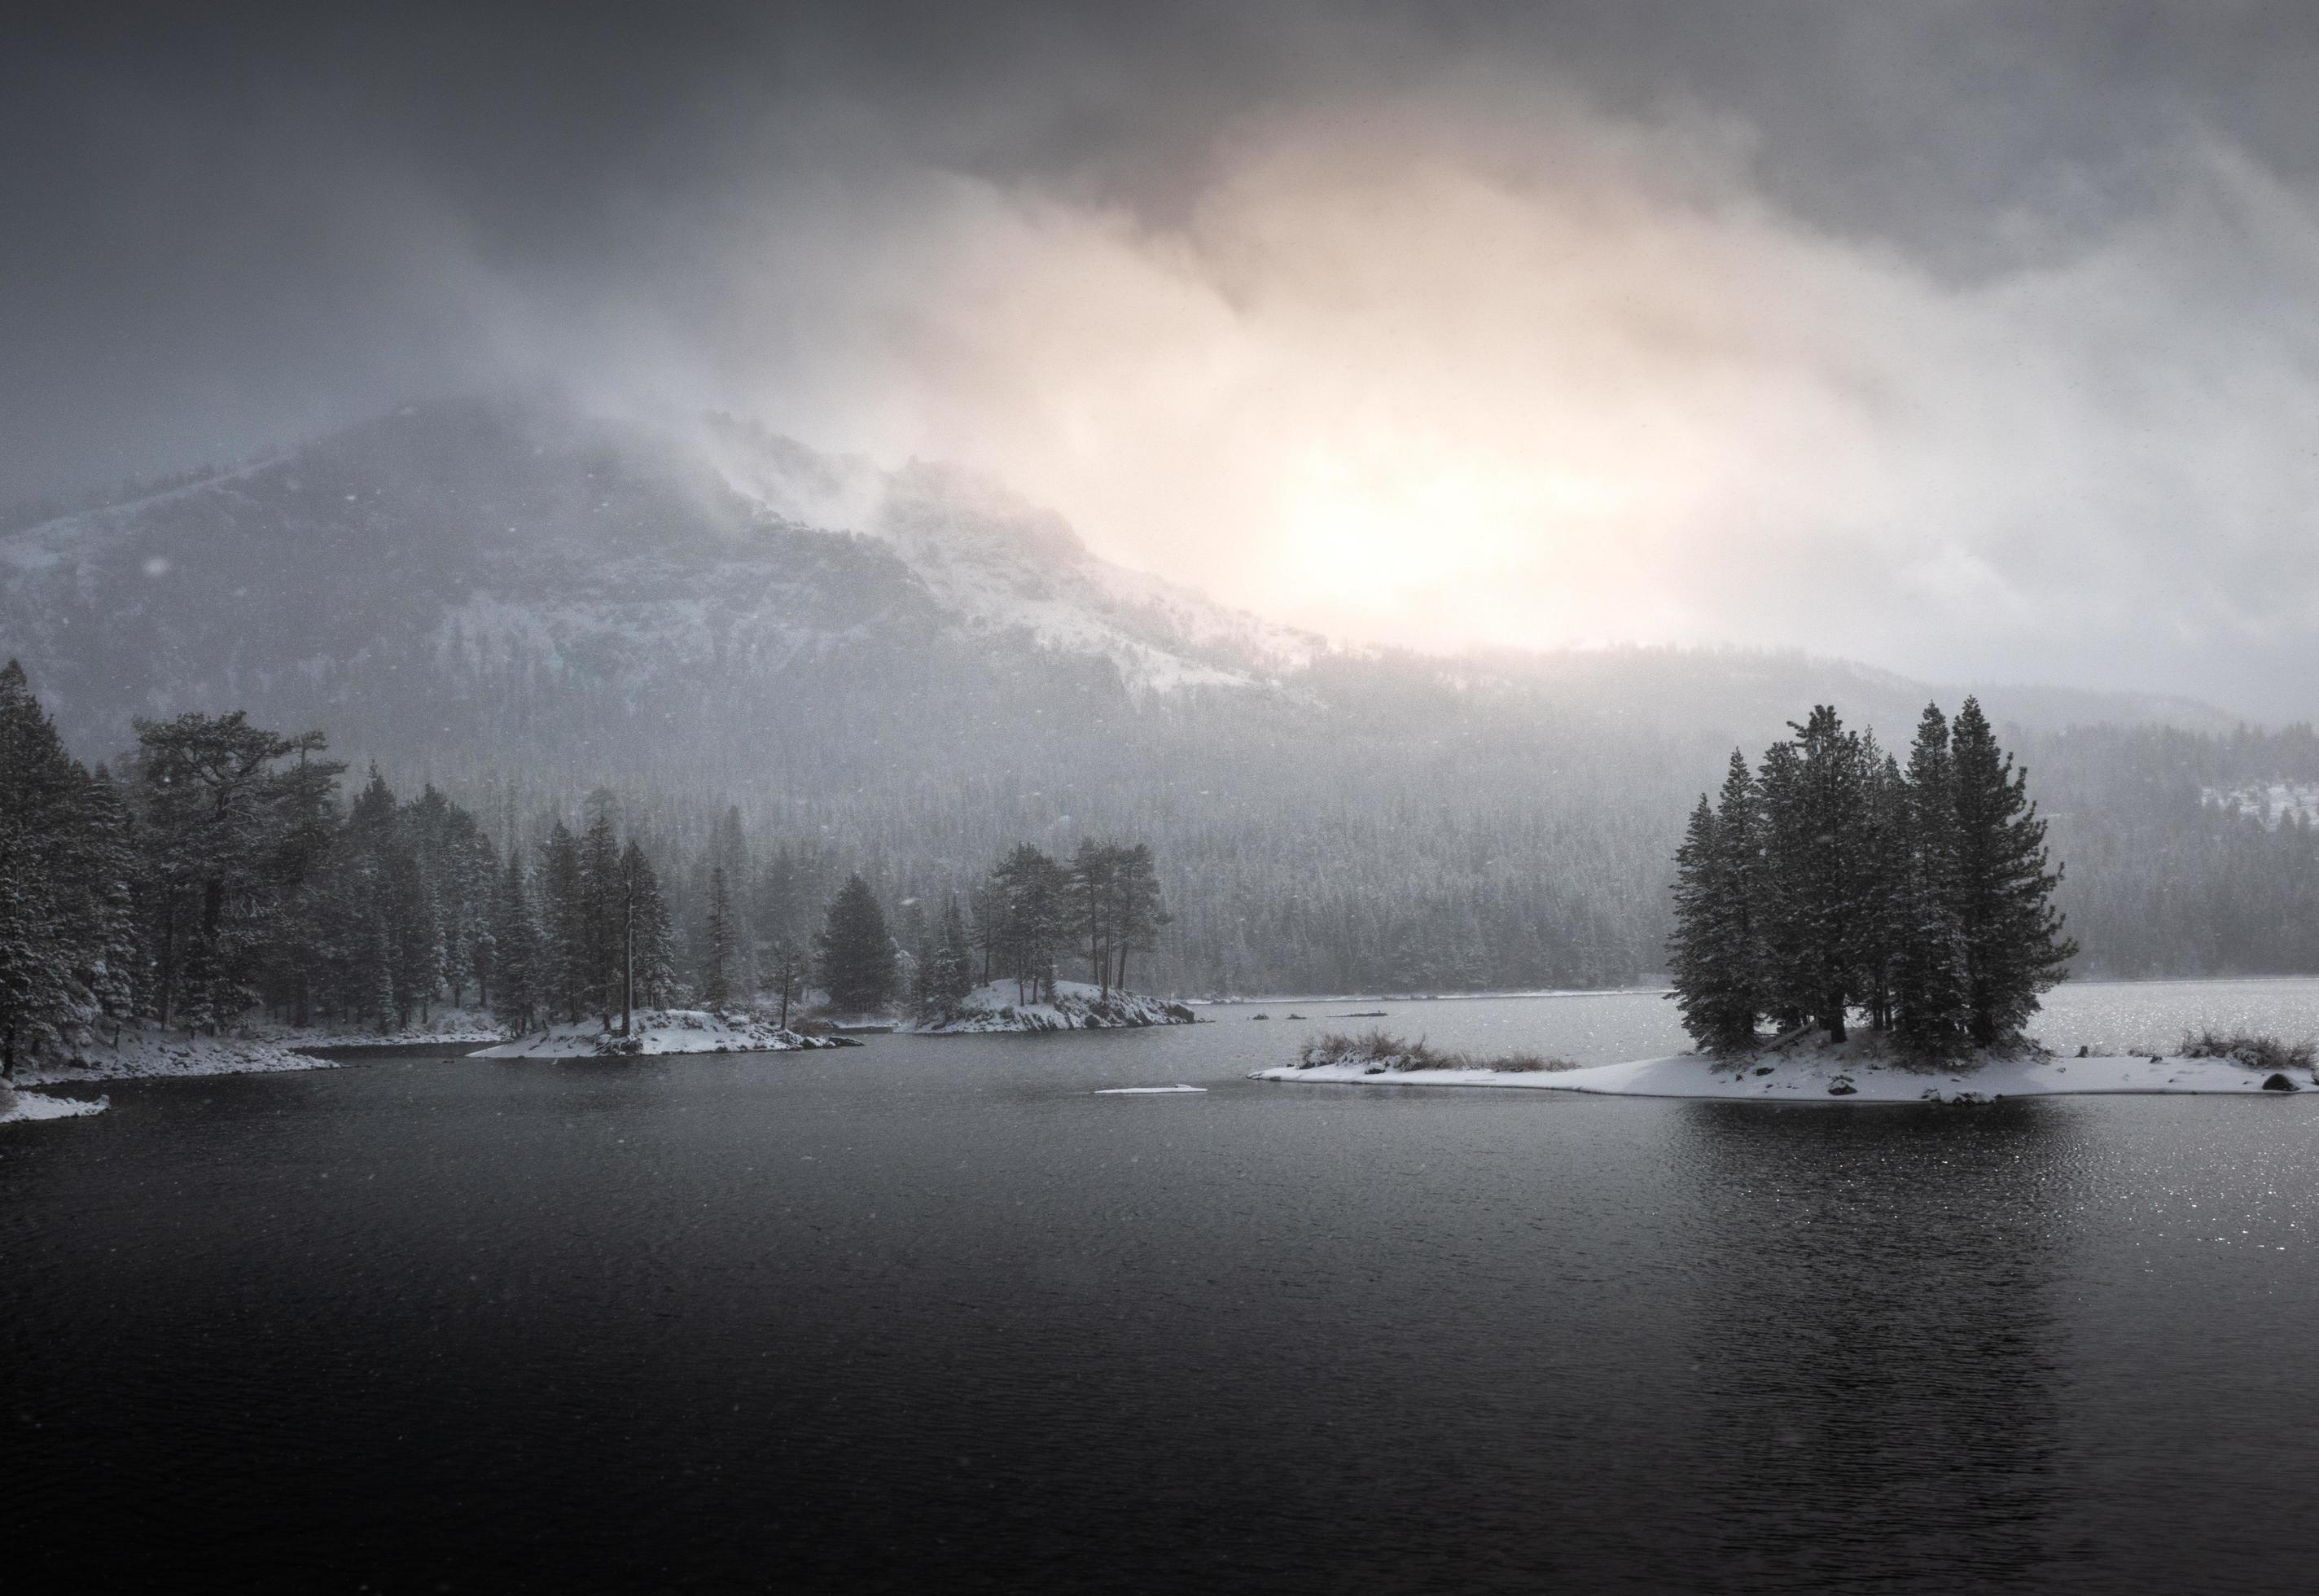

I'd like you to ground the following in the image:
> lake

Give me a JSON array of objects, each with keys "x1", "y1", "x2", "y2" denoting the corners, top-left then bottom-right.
[{"x1": 7, "y1": 980, "x2": 2319, "y2": 1591}]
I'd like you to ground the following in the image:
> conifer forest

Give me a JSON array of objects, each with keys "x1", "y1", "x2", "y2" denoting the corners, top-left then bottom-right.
[{"x1": 1667, "y1": 700, "x2": 2075, "y2": 1059}]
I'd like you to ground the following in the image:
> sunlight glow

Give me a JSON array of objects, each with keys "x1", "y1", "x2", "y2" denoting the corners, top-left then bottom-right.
[{"x1": 1269, "y1": 443, "x2": 1630, "y2": 620}]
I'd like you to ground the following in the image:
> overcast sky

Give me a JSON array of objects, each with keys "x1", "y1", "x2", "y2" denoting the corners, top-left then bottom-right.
[{"x1": 9, "y1": 2, "x2": 2319, "y2": 717}]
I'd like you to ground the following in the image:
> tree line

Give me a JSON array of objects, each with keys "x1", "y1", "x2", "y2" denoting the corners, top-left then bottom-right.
[
  {"x1": 1667, "y1": 699, "x2": 2076, "y2": 1059},
  {"x1": 0, "y1": 660, "x2": 1177, "y2": 1069},
  {"x1": 813, "y1": 838, "x2": 1171, "y2": 1022},
  {"x1": 0, "y1": 657, "x2": 711, "y2": 1066}
]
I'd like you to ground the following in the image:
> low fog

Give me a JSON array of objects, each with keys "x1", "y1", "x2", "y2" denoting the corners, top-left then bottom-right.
[{"x1": 10, "y1": 1, "x2": 2319, "y2": 716}]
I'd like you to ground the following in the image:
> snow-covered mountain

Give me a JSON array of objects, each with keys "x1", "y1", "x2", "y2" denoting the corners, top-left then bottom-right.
[
  {"x1": 0, "y1": 397, "x2": 1325, "y2": 764},
  {"x1": 701, "y1": 415, "x2": 1317, "y2": 692},
  {"x1": 0, "y1": 392, "x2": 2237, "y2": 774}
]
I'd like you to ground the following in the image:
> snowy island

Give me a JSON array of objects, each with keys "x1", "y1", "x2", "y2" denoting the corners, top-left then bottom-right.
[
  {"x1": 914, "y1": 980, "x2": 1196, "y2": 1034},
  {"x1": 1255, "y1": 1030, "x2": 2319, "y2": 1102},
  {"x1": 1249, "y1": 698, "x2": 2319, "y2": 1104},
  {"x1": 474, "y1": 1010, "x2": 852, "y2": 1059}
]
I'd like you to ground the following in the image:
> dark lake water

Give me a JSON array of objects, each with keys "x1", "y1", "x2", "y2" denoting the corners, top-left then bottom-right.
[{"x1": 8, "y1": 981, "x2": 2319, "y2": 1592}]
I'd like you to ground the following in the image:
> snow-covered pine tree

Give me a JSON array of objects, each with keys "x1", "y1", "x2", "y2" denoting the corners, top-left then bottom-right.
[
  {"x1": 464, "y1": 837, "x2": 498, "y2": 1012},
  {"x1": 1750, "y1": 708, "x2": 1874, "y2": 1041},
  {"x1": 1713, "y1": 748, "x2": 1766, "y2": 1024},
  {"x1": 579, "y1": 793, "x2": 623, "y2": 1026},
  {"x1": 1752, "y1": 739, "x2": 1811, "y2": 1033},
  {"x1": 366, "y1": 912, "x2": 397, "y2": 1029},
  {"x1": 128, "y1": 709, "x2": 339, "y2": 1033},
  {"x1": 1891, "y1": 703, "x2": 1972, "y2": 1059},
  {"x1": 384, "y1": 832, "x2": 441, "y2": 1027},
  {"x1": 701, "y1": 866, "x2": 736, "y2": 1011},
  {"x1": 972, "y1": 878, "x2": 1002, "y2": 985},
  {"x1": 1668, "y1": 795, "x2": 1739, "y2": 1052},
  {"x1": 1851, "y1": 741, "x2": 1909, "y2": 1033},
  {"x1": 297, "y1": 830, "x2": 366, "y2": 1025},
  {"x1": 0, "y1": 660, "x2": 99, "y2": 1072},
  {"x1": 1109, "y1": 843, "x2": 1168, "y2": 993},
  {"x1": 987, "y1": 844, "x2": 1066, "y2": 1002},
  {"x1": 491, "y1": 849, "x2": 541, "y2": 1032},
  {"x1": 934, "y1": 892, "x2": 975, "y2": 1012},
  {"x1": 708, "y1": 805, "x2": 756, "y2": 998},
  {"x1": 1666, "y1": 752, "x2": 1766, "y2": 1054},
  {"x1": 76, "y1": 764, "x2": 147, "y2": 1042},
  {"x1": 816, "y1": 874, "x2": 897, "y2": 1015},
  {"x1": 1069, "y1": 839, "x2": 1119, "y2": 993},
  {"x1": 539, "y1": 821, "x2": 587, "y2": 1023},
  {"x1": 619, "y1": 837, "x2": 677, "y2": 1014},
  {"x1": 411, "y1": 793, "x2": 495, "y2": 1011},
  {"x1": 893, "y1": 894, "x2": 931, "y2": 1018},
  {"x1": 0, "y1": 805, "x2": 53, "y2": 1076},
  {"x1": 1950, "y1": 697, "x2": 2076, "y2": 1047}
]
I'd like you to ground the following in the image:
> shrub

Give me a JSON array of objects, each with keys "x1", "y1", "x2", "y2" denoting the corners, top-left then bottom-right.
[
  {"x1": 1296, "y1": 1029, "x2": 1574, "y2": 1073},
  {"x1": 1486, "y1": 1051, "x2": 1568, "y2": 1073},
  {"x1": 2179, "y1": 1030, "x2": 2317, "y2": 1073}
]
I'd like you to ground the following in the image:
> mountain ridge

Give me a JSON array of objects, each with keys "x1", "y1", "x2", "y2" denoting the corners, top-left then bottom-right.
[{"x1": 0, "y1": 393, "x2": 2247, "y2": 769}]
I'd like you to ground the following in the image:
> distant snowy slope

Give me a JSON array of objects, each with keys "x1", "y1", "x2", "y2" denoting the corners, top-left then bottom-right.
[
  {"x1": 0, "y1": 397, "x2": 1304, "y2": 759},
  {"x1": 703, "y1": 415, "x2": 1318, "y2": 690}
]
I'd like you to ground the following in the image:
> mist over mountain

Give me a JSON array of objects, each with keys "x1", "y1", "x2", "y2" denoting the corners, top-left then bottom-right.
[{"x1": 2, "y1": 395, "x2": 2310, "y2": 993}]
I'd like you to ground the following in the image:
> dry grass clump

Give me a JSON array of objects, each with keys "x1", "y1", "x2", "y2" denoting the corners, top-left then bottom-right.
[
  {"x1": 1296, "y1": 1028, "x2": 1574, "y2": 1074},
  {"x1": 2179, "y1": 1030, "x2": 2317, "y2": 1073}
]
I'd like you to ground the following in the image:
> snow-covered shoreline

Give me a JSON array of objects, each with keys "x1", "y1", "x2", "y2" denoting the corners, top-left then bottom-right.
[
  {"x1": 0, "y1": 1085, "x2": 110, "y2": 1124},
  {"x1": 3, "y1": 1028, "x2": 339, "y2": 1123},
  {"x1": 1253, "y1": 1050, "x2": 2319, "y2": 1101},
  {"x1": 262, "y1": 1010, "x2": 504, "y2": 1050},
  {"x1": 473, "y1": 1009, "x2": 841, "y2": 1059},
  {"x1": 913, "y1": 980, "x2": 1196, "y2": 1034},
  {"x1": 13, "y1": 1029, "x2": 333, "y2": 1089}
]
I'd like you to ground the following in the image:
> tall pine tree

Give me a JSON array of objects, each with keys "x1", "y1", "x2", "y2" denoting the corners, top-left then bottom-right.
[
  {"x1": 1950, "y1": 698, "x2": 2076, "y2": 1047},
  {"x1": 1665, "y1": 752, "x2": 1765, "y2": 1054},
  {"x1": 540, "y1": 821, "x2": 586, "y2": 1023},
  {"x1": 491, "y1": 849, "x2": 541, "y2": 1032},
  {"x1": 1891, "y1": 704, "x2": 1972, "y2": 1058},
  {"x1": 816, "y1": 874, "x2": 898, "y2": 1015},
  {"x1": 701, "y1": 865, "x2": 737, "y2": 1010}
]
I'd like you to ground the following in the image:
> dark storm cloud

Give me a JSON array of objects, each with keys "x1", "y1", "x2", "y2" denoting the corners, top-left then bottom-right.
[
  {"x1": 7, "y1": 2, "x2": 2319, "y2": 714},
  {"x1": 10, "y1": 0, "x2": 2308, "y2": 500}
]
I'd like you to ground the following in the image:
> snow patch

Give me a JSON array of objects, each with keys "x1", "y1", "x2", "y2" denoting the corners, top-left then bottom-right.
[
  {"x1": 262, "y1": 1008, "x2": 505, "y2": 1048},
  {"x1": 473, "y1": 1008, "x2": 835, "y2": 1059},
  {"x1": 1091, "y1": 1084, "x2": 1208, "y2": 1094},
  {"x1": 0, "y1": 1086, "x2": 108, "y2": 1124},
  {"x1": 15, "y1": 1028, "x2": 329, "y2": 1086},
  {"x1": 914, "y1": 980, "x2": 1196, "y2": 1034}
]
